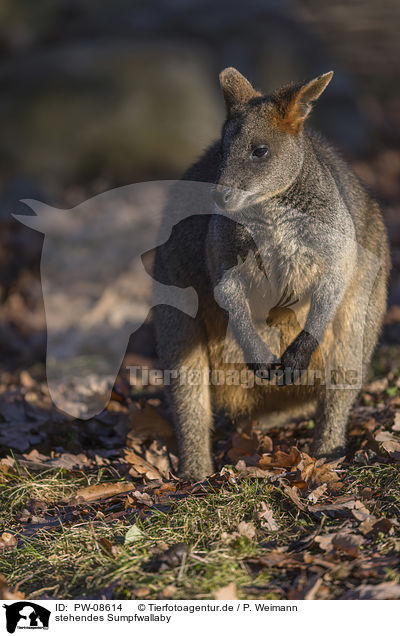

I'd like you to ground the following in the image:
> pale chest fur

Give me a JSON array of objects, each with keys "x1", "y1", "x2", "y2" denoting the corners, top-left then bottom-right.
[{"x1": 237, "y1": 205, "x2": 321, "y2": 323}]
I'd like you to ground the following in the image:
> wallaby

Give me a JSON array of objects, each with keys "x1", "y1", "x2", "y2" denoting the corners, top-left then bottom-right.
[{"x1": 153, "y1": 67, "x2": 390, "y2": 481}]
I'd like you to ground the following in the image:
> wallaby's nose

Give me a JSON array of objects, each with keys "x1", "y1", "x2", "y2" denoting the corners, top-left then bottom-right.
[{"x1": 212, "y1": 186, "x2": 233, "y2": 210}]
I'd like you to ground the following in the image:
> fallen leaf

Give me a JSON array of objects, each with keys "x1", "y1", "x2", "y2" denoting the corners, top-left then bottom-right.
[
  {"x1": 48, "y1": 453, "x2": 94, "y2": 470},
  {"x1": 99, "y1": 538, "x2": 118, "y2": 557},
  {"x1": 227, "y1": 424, "x2": 260, "y2": 463},
  {"x1": 375, "y1": 430, "x2": 400, "y2": 458},
  {"x1": 133, "y1": 587, "x2": 151, "y2": 599},
  {"x1": 342, "y1": 582, "x2": 400, "y2": 600},
  {"x1": 72, "y1": 482, "x2": 135, "y2": 503},
  {"x1": 124, "y1": 449, "x2": 163, "y2": 480},
  {"x1": 160, "y1": 585, "x2": 177, "y2": 598},
  {"x1": 369, "y1": 518, "x2": 394, "y2": 536},
  {"x1": 351, "y1": 499, "x2": 372, "y2": 522},
  {"x1": 366, "y1": 378, "x2": 388, "y2": 394},
  {"x1": 248, "y1": 551, "x2": 302, "y2": 569},
  {"x1": 259, "y1": 435, "x2": 273, "y2": 453},
  {"x1": 358, "y1": 518, "x2": 376, "y2": 535},
  {"x1": 304, "y1": 577, "x2": 323, "y2": 600},
  {"x1": 128, "y1": 403, "x2": 175, "y2": 445},
  {"x1": 234, "y1": 462, "x2": 272, "y2": 478},
  {"x1": 352, "y1": 555, "x2": 400, "y2": 579},
  {"x1": 283, "y1": 486, "x2": 307, "y2": 512},
  {"x1": 237, "y1": 521, "x2": 256, "y2": 539},
  {"x1": 289, "y1": 574, "x2": 323, "y2": 600},
  {"x1": 20, "y1": 370, "x2": 35, "y2": 388},
  {"x1": 257, "y1": 502, "x2": 280, "y2": 531},
  {"x1": 289, "y1": 518, "x2": 325, "y2": 551},
  {"x1": 126, "y1": 490, "x2": 153, "y2": 507},
  {"x1": 0, "y1": 533, "x2": 17, "y2": 551},
  {"x1": 300, "y1": 455, "x2": 344, "y2": 491},
  {"x1": 331, "y1": 532, "x2": 364, "y2": 557},
  {"x1": 307, "y1": 483, "x2": 328, "y2": 504},
  {"x1": 0, "y1": 574, "x2": 24, "y2": 600},
  {"x1": 308, "y1": 496, "x2": 358, "y2": 518},
  {"x1": 314, "y1": 533, "x2": 336, "y2": 552},
  {"x1": 125, "y1": 524, "x2": 145, "y2": 544},
  {"x1": 392, "y1": 412, "x2": 400, "y2": 432},
  {"x1": 259, "y1": 447, "x2": 301, "y2": 470},
  {"x1": 214, "y1": 582, "x2": 237, "y2": 600},
  {"x1": 222, "y1": 521, "x2": 257, "y2": 543}
]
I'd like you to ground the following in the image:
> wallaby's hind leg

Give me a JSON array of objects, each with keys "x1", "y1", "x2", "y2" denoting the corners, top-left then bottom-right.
[
  {"x1": 312, "y1": 260, "x2": 387, "y2": 459},
  {"x1": 167, "y1": 373, "x2": 213, "y2": 480},
  {"x1": 154, "y1": 306, "x2": 213, "y2": 480},
  {"x1": 312, "y1": 387, "x2": 358, "y2": 458}
]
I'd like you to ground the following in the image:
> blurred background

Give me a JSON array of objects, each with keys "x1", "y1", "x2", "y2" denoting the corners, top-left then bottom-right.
[{"x1": 0, "y1": 0, "x2": 399, "y2": 376}]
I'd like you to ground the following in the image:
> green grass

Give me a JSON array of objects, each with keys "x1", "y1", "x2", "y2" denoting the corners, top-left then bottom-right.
[
  {"x1": 1, "y1": 461, "x2": 399, "y2": 599},
  {"x1": 0, "y1": 469, "x2": 303, "y2": 599}
]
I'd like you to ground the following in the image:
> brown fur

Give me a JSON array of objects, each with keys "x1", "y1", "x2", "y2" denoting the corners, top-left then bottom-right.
[
  {"x1": 219, "y1": 67, "x2": 261, "y2": 113},
  {"x1": 271, "y1": 72, "x2": 333, "y2": 134}
]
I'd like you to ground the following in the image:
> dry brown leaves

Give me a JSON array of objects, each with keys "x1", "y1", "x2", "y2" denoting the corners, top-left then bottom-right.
[
  {"x1": 125, "y1": 401, "x2": 178, "y2": 479},
  {"x1": 127, "y1": 402, "x2": 175, "y2": 447},
  {"x1": 0, "y1": 574, "x2": 24, "y2": 600},
  {"x1": 314, "y1": 531, "x2": 364, "y2": 557},
  {"x1": 0, "y1": 533, "x2": 18, "y2": 551},
  {"x1": 71, "y1": 482, "x2": 136, "y2": 504},
  {"x1": 257, "y1": 502, "x2": 280, "y2": 531},
  {"x1": 259, "y1": 448, "x2": 344, "y2": 493},
  {"x1": 124, "y1": 449, "x2": 164, "y2": 480},
  {"x1": 342, "y1": 582, "x2": 400, "y2": 600},
  {"x1": 221, "y1": 521, "x2": 257, "y2": 543},
  {"x1": 375, "y1": 430, "x2": 400, "y2": 461},
  {"x1": 227, "y1": 422, "x2": 345, "y2": 500}
]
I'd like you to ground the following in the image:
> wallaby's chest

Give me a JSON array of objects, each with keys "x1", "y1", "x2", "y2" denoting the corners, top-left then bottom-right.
[{"x1": 239, "y1": 208, "x2": 319, "y2": 312}]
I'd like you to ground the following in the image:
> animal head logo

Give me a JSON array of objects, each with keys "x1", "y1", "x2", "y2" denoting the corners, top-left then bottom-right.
[{"x1": 3, "y1": 602, "x2": 50, "y2": 633}]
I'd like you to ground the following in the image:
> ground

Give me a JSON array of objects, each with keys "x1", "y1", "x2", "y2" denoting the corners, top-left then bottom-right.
[{"x1": 1, "y1": 341, "x2": 400, "y2": 601}]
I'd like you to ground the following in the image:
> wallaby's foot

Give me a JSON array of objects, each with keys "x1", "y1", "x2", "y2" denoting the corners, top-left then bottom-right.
[
  {"x1": 311, "y1": 439, "x2": 346, "y2": 460},
  {"x1": 247, "y1": 361, "x2": 274, "y2": 377},
  {"x1": 178, "y1": 458, "x2": 214, "y2": 482},
  {"x1": 313, "y1": 388, "x2": 356, "y2": 460}
]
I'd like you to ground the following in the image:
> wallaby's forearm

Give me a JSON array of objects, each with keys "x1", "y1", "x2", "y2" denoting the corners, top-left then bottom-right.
[
  {"x1": 214, "y1": 271, "x2": 275, "y2": 365},
  {"x1": 281, "y1": 260, "x2": 351, "y2": 372}
]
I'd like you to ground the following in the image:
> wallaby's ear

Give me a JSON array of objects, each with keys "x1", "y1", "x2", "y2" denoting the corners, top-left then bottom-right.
[
  {"x1": 272, "y1": 71, "x2": 333, "y2": 133},
  {"x1": 219, "y1": 67, "x2": 260, "y2": 114}
]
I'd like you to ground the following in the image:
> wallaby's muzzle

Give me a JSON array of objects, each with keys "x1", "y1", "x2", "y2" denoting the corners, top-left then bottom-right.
[
  {"x1": 212, "y1": 184, "x2": 251, "y2": 212},
  {"x1": 211, "y1": 185, "x2": 233, "y2": 210}
]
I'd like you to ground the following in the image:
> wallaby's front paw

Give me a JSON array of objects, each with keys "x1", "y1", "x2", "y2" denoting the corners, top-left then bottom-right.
[
  {"x1": 279, "y1": 330, "x2": 319, "y2": 383},
  {"x1": 247, "y1": 360, "x2": 274, "y2": 378}
]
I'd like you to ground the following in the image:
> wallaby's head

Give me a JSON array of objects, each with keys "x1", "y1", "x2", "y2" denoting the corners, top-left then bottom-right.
[{"x1": 212, "y1": 67, "x2": 333, "y2": 211}]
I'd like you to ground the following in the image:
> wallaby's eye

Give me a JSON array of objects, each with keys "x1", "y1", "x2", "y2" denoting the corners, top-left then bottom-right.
[{"x1": 251, "y1": 145, "x2": 269, "y2": 159}]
